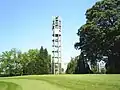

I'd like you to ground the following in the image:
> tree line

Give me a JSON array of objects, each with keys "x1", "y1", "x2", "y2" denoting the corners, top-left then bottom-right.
[{"x1": 0, "y1": 46, "x2": 51, "y2": 76}]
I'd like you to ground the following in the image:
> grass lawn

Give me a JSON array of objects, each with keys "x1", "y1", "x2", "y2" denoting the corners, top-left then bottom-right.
[{"x1": 0, "y1": 74, "x2": 120, "y2": 90}]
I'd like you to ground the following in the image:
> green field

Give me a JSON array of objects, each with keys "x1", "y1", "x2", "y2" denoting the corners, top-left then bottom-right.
[{"x1": 0, "y1": 74, "x2": 120, "y2": 90}]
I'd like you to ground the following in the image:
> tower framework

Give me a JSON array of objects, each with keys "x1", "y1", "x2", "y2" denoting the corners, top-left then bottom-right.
[{"x1": 51, "y1": 16, "x2": 62, "y2": 74}]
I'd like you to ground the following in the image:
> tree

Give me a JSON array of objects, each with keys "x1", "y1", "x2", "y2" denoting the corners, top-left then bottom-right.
[
  {"x1": 0, "y1": 48, "x2": 23, "y2": 76},
  {"x1": 23, "y1": 49, "x2": 39, "y2": 75},
  {"x1": 65, "y1": 56, "x2": 92, "y2": 74},
  {"x1": 75, "y1": 0, "x2": 120, "y2": 73},
  {"x1": 36, "y1": 47, "x2": 51, "y2": 74},
  {"x1": 11, "y1": 49, "x2": 23, "y2": 76},
  {"x1": 66, "y1": 57, "x2": 77, "y2": 74},
  {"x1": 66, "y1": 55, "x2": 92, "y2": 74},
  {"x1": 39, "y1": 46, "x2": 44, "y2": 59},
  {"x1": 20, "y1": 52, "x2": 29, "y2": 75},
  {"x1": 74, "y1": 54, "x2": 93, "y2": 74},
  {"x1": 24, "y1": 47, "x2": 51, "y2": 75}
]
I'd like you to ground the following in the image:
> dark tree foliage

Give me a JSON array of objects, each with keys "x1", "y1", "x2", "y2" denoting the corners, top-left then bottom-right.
[
  {"x1": 75, "y1": 0, "x2": 120, "y2": 74},
  {"x1": 66, "y1": 55, "x2": 93, "y2": 74},
  {"x1": 74, "y1": 54, "x2": 93, "y2": 74}
]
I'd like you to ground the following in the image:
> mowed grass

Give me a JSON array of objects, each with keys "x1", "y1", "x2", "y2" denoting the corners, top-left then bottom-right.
[
  {"x1": 0, "y1": 74, "x2": 120, "y2": 90},
  {"x1": 0, "y1": 81, "x2": 21, "y2": 90}
]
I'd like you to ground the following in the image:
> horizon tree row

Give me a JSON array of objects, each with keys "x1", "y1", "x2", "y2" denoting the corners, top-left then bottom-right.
[{"x1": 0, "y1": 46, "x2": 51, "y2": 76}]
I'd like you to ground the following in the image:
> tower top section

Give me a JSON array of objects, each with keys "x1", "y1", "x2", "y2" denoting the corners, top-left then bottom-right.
[
  {"x1": 52, "y1": 16, "x2": 61, "y2": 35},
  {"x1": 52, "y1": 16, "x2": 61, "y2": 21}
]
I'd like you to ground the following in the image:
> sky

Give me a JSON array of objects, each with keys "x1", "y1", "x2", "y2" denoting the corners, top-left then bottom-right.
[{"x1": 0, "y1": 0, "x2": 99, "y2": 64}]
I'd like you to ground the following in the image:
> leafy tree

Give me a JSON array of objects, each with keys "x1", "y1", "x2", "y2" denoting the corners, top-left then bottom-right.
[
  {"x1": 24, "y1": 47, "x2": 51, "y2": 75},
  {"x1": 43, "y1": 48, "x2": 48, "y2": 59},
  {"x1": 26, "y1": 60, "x2": 36, "y2": 75},
  {"x1": 48, "y1": 55, "x2": 51, "y2": 73},
  {"x1": 11, "y1": 49, "x2": 22, "y2": 76},
  {"x1": 20, "y1": 52, "x2": 29, "y2": 75},
  {"x1": 36, "y1": 47, "x2": 51, "y2": 74},
  {"x1": 66, "y1": 54, "x2": 93, "y2": 74},
  {"x1": 66, "y1": 56, "x2": 81, "y2": 74},
  {"x1": 0, "y1": 49, "x2": 23, "y2": 76},
  {"x1": 74, "y1": 55, "x2": 87, "y2": 74},
  {"x1": 1, "y1": 50, "x2": 15, "y2": 75},
  {"x1": 39, "y1": 46, "x2": 44, "y2": 59},
  {"x1": 23, "y1": 49, "x2": 39, "y2": 75},
  {"x1": 66, "y1": 57, "x2": 77, "y2": 74},
  {"x1": 75, "y1": 0, "x2": 120, "y2": 74}
]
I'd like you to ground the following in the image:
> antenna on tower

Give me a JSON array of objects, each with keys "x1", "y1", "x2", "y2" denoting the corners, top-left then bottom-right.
[{"x1": 51, "y1": 16, "x2": 62, "y2": 74}]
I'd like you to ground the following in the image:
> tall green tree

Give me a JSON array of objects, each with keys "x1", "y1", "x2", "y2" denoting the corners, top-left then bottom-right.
[
  {"x1": 66, "y1": 57, "x2": 77, "y2": 74},
  {"x1": 75, "y1": 0, "x2": 120, "y2": 73},
  {"x1": 36, "y1": 47, "x2": 51, "y2": 74},
  {"x1": 24, "y1": 49, "x2": 39, "y2": 75}
]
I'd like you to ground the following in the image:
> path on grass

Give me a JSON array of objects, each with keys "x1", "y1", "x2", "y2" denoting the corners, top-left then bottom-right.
[{"x1": 0, "y1": 79, "x2": 68, "y2": 90}]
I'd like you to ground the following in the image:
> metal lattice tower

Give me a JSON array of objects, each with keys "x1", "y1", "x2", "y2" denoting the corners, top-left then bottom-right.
[{"x1": 51, "y1": 16, "x2": 62, "y2": 74}]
